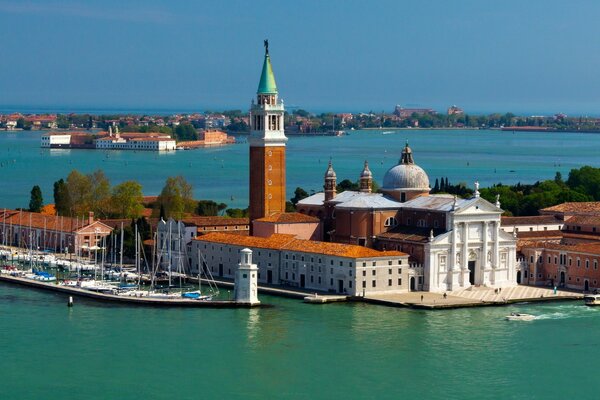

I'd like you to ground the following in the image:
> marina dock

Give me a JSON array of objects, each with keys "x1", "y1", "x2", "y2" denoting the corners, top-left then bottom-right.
[{"x1": 0, "y1": 275, "x2": 261, "y2": 308}]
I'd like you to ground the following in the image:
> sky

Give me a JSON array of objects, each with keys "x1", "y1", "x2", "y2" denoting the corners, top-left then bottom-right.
[{"x1": 1, "y1": 0, "x2": 600, "y2": 115}]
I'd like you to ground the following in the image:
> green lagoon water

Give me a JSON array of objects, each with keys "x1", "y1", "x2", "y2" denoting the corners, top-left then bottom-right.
[
  {"x1": 1, "y1": 283, "x2": 599, "y2": 399},
  {"x1": 0, "y1": 129, "x2": 599, "y2": 209},
  {"x1": 2, "y1": 129, "x2": 600, "y2": 398}
]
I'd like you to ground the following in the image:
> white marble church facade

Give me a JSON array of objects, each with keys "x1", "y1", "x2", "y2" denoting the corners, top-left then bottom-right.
[{"x1": 423, "y1": 197, "x2": 518, "y2": 292}]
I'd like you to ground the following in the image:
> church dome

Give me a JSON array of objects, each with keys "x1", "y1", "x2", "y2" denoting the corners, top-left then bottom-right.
[{"x1": 382, "y1": 143, "x2": 430, "y2": 190}]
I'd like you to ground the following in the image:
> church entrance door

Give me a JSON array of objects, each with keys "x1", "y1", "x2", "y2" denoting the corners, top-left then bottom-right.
[
  {"x1": 468, "y1": 261, "x2": 476, "y2": 285},
  {"x1": 300, "y1": 274, "x2": 306, "y2": 288},
  {"x1": 218, "y1": 264, "x2": 223, "y2": 277},
  {"x1": 410, "y1": 277, "x2": 415, "y2": 291},
  {"x1": 267, "y1": 270, "x2": 273, "y2": 284},
  {"x1": 338, "y1": 279, "x2": 344, "y2": 293},
  {"x1": 585, "y1": 280, "x2": 590, "y2": 292},
  {"x1": 560, "y1": 271, "x2": 565, "y2": 285},
  {"x1": 516, "y1": 271, "x2": 521, "y2": 284}
]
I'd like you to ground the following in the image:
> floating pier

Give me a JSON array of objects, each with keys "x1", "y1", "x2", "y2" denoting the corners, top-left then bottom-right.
[{"x1": 0, "y1": 275, "x2": 261, "y2": 308}]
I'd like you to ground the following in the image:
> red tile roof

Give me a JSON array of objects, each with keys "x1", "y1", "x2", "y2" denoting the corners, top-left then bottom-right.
[
  {"x1": 541, "y1": 202, "x2": 600, "y2": 214},
  {"x1": 254, "y1": 212, "x2": 320, "y2": 224},
  {"x1": 0, "y1": 210, "x2": 86, "y2": 233},
  {"x1": 501, "y1": 215, "x2": 562, "y2": 226},
  {"x1": 182, "y1": 217, "x2": 249, "y2": 227},
  {"x1": 195, "y1": 232, "x2": 406, "y2": 259},
  {"x1": 564, "y1": 215, "x2": 600, "y2": 226}
]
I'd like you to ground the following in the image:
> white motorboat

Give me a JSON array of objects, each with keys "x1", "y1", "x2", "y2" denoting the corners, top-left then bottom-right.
[
  {"x1": 505, "y1": 312, "x2": 536, "y2": 321},
  {"x1": 583, "y1": 294, "x2": 600, "y2": 306}
]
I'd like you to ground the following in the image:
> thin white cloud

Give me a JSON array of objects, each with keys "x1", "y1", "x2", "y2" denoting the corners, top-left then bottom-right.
[{"x1": 0, "y1": 1, "x2": 178, "y2": 24}]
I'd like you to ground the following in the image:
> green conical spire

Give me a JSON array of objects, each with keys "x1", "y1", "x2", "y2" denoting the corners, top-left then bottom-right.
[{"x1": 257, "y1": 50, "x2": 278, "y2": 95}]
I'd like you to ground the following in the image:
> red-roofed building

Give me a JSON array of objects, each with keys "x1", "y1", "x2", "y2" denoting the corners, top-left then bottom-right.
[{"x1": 192, "y1": 232, "x2": 409, "y2": 295}]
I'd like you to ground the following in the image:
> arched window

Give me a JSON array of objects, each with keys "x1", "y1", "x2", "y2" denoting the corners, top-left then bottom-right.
[{"x1": 384, "y1": 217, "x2": 398, "y2": 227}]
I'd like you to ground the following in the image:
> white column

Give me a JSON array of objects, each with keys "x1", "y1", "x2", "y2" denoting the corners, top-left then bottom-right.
[
  {"x1": 460, "y1": 222, "x2": 469, "y2": 286},
  {"x1": 493, "y1": 221, "x2": 499, "y2": 269},
  {"x1": 482, "y1": 221, "x2": 489, "y2": 270}
]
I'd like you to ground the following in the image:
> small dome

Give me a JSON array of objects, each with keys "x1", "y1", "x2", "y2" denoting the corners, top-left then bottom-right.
[
  {"x1": 324, "y1": 160, "x2": 336, "y2": 179},
  {"x1": 382, "y1": 142, "x2": 429, "y2": 190},
  {"x1": 360, "y1": 160, "x2": 372, "y2": 178}
]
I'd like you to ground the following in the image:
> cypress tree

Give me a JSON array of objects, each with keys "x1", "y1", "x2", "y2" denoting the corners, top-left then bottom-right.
[
  {"x1": 29, "y1": 185, "x2": 43, "y2": 213},
  {"x1": 433, "y1": 178, "x2": 439, "y2": 193}
]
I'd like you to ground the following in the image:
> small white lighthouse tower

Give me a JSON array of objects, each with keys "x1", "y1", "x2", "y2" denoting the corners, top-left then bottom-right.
[{"x1": 234, "y1": 248, "x2": 260, "y2": 305}]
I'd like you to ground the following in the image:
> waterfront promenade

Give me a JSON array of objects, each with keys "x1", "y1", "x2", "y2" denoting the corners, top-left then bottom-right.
[{"x1": 363, "y1": 285, "x2": 582, "y2": 309}]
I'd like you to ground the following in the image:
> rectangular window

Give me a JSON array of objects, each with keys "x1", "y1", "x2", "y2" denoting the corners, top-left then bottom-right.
[
  {"x1": 318, "y1": 277, "x2": 321, "y2": 284},
  {"x1": 362, "y1": 270, "x2": 366, "y2": 277},
  {"x1": 372, "y1": 280, "x2": 376, "y2": 288},
  {"x1": 398, "y1": 278, "x2": 402, "y2": 285},
  {"x1": 349, "y1": 281, "x2": 353, "y2": 288},
  {"x1": 349, "y1": 270, "x2": 353, "y2": 277},
  {"x1": 388, "y1": 269, "x2": 392, "y2": 275},
  {"x1": 388, "y1": 279, "x2": 392, "y2": 286},
  {"x1": 388, "y1": 261, "x2": 392, "y2": 266},
  {"x1": 362, "y1": 281, "x2": 366, "y2": 288},
  {"x1": 330, "y1": 278, "x2": 333, "y2": 286},
  {"x1": 372, "y1": 270, "x2": 376, "y2": 276}
]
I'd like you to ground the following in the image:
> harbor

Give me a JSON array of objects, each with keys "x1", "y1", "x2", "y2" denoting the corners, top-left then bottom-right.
[{"x1": 0, "y1": 274, "x2": 259, "y2": 307}]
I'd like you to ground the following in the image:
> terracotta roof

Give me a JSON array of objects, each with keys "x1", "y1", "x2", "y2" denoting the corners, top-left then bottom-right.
[
  {"x1": 376, "y1": 226, "x2": 444, "y2": 243},
  {"x1": 0, "y1": 210, "x2": 86, "y2": 233},
  {"x1": 254, "y1": 212, "x2": 320, "y2": 224},
  {"x1": 564, "y1": 215, "x2": 600, "y2": 226},
  {"x1": 195, "y1": 232, "x2": 406, "y2": 259},
  {"x1": 501, "y1": 215, "x2": 562, "y2": 226},
  {"x1": 516, "y1": 230, "x2": 563, "y2": 239},
  {"x1": 521, "y1": 242, "x2": 600, "y2": 256},
  {"x1": 182, "y1": 217, "x2": 249, "y2": 227},
  {"x1": 541, "y1": 202, "x2": 600, "y2": 214}
]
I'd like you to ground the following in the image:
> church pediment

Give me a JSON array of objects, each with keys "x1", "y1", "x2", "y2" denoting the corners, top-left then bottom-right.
[{"x1": 453, "y1": 197, "x2": 502, "y2": 215}]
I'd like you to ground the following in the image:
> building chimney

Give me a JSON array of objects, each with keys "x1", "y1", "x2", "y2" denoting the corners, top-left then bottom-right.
[{"x1": 88, "y1": 211, "x2": 94, "y2": 225}]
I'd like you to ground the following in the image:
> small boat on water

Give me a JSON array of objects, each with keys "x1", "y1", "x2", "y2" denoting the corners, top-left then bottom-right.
[
  {"x1": 583, "y1": 294, "x2": 600, "y2": 306},
  {"x1": 181, "y1": 290, "x2": 213, "y2": 301},
  {"x1": 505, "y1": 312, "x2": 535, "y2": 321}
]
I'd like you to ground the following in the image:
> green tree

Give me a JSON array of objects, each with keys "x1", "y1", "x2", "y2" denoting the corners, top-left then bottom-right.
[
  {"x1": 29, "y1": 185, "x2": 43, "y2": 212},
  {"x1": 225, "y1": 208, "x2": 248, "y2": 218},
  {"x1": 197, "y1": 200, "x2": 227, "y2": 216},
  {"x1": 66, "y1": 170, "x2": 92, "y2": 217},
  {"x1": 53, "y1": 179, "x2": 70, "y2": 216},
  {"x1": 173, "y1": 124, "x2": 198, "y2": 141},
  {"x1": 567, "y1": 166, "x2": 600, "y2": 200},
  {"x1": 157, "y1": 176, "x2": 195, "y2": 219},
  {"x1": 290, "y1": 187, "x2": 309, "y2": 205},
  {"x1": 111, "y1": 181, "x2": 144, "y2": 219},
  {"x1": 89, "y1": 170, "x2": 112, "y2": 217}
]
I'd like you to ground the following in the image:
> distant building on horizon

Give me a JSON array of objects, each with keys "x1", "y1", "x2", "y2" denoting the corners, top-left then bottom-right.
[
  {"x1": 447, "y1": 105, "x2": 464, "y2": 116},
  {"x1": 393, "y1": 105, "x2": 437, "y2": 119}
]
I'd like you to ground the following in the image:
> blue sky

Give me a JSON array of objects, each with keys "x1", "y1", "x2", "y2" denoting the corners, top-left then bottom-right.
[{"x1": 1, "y1": 0, "x2": 599, "y2": 115}]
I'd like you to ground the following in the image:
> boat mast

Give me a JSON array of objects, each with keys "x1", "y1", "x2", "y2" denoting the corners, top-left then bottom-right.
[
  {"x1": 168, "y1": 220, "x2": 172, "y2": 289},
  {"x1": 120, "y1": 222, "x2": 124, "y2": 284}
]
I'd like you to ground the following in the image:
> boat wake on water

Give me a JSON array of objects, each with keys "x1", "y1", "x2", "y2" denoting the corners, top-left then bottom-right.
[{"x1": 529, "y1": 304, "x2": 598, "y2": 320}]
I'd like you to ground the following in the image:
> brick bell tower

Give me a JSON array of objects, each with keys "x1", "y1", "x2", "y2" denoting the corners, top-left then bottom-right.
[{"x1": 249, "y1": 40, "x2": 287, "y2": 234}]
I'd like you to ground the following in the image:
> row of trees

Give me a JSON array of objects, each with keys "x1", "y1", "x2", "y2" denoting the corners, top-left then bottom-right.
[
  {"x1": 34, "y1": 170, "x2": 249, "y2": 220},
  {"x1": 52, "y1": 170, "x2": 144, "y2": 219}
]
